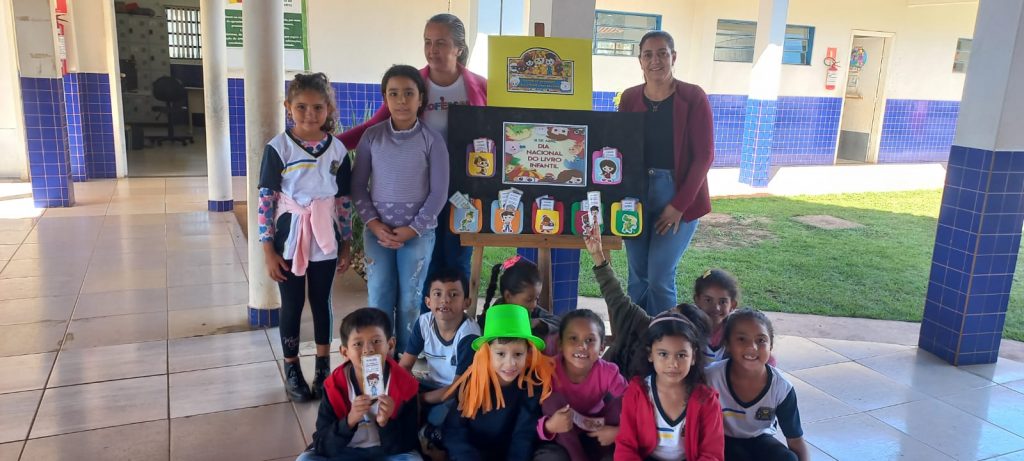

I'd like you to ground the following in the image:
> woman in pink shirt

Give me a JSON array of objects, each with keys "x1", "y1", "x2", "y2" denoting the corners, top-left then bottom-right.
[
  {"x1": 536, "y1": 310, "x2": 628, "y2": 461},
  {"x1": 339, "y1": 14, "x2": 486, "y2": 297}
]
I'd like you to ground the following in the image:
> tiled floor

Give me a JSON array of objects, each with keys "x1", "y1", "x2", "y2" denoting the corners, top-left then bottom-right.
[{"x1": 2, "y1": 178, "x2": 1024, "y2": 460}]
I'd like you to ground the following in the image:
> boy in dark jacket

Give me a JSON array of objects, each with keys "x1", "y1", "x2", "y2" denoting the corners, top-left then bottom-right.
[{"x1": 297, "y1": 308, "x2": 422, "y2": 461}]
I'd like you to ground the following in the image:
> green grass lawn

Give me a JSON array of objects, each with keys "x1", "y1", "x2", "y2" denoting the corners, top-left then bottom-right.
[{"x1": 480, "y1": 189, "x2": 1024, "y2": 341}]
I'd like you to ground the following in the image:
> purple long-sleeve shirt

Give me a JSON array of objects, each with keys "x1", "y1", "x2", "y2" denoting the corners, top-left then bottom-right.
[{"x1": 351, "y1": 119, "x2": 449, "y2": 235}]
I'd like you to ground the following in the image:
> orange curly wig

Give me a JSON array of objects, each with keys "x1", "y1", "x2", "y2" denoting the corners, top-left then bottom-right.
[{"x1": 443, "y1": 339, "x2": 554, "y2": 419}]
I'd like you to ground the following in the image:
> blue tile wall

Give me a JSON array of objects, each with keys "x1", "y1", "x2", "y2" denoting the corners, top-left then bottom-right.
[
  {"x1": 739, "y1": 98, "x2": 778, "y2": 187},
  {"x1": 592, "y1": 91, "x2": 617, "y2": 112},
  {"x1": 333, "y1": 82, "x2": 383, "y2": 132},
  {"x1": 516, "y1": 248, "x2": 582, "y2": 314},
  {"x1": 710, "y1": 95, "x2": 842, "y2": 168},
  {"x1": 709, "y1": 94, "x2": 748, "y2": 166},
  {"x1": 79, "y1": 73, "x2": 116, "y2": 179},
  {"x1": 62, "y1": 74, "x2": 87, "y2": 182},
  {"x1": 879, "y1": 99, "x2": 959, "y2": 163},
  {"x1": 21, "y1": 77, "x2": 75, "y2": 208},
  {"x1": 228, "y1": 78, "x2": 246, "y2": 176},
  {"x1": 772, "y1": 97, "x2": 842, "y2": 165},
  {"x1": 919, "y1": 145, "x2": 1024, "y2": 365},
  {"x1": 248, "y1": 306, "x2": 281, "y2": 328}
]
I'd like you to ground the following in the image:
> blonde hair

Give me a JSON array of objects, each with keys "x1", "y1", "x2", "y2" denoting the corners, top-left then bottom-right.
[{"x1": 444, "y1": 340, "x2": 554, "y2": 419}]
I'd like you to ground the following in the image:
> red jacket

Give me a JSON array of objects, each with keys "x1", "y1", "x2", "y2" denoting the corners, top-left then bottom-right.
[
  {"x1": 618, "y1": 80, "x2": 714, "y2": 222},
  {"x1": 615, "y1": 377, "x2": 724, "y2": 461},
  {"x1": 337, "y1": 64, "x2": 488, "y2": 150},
  {"x1": 323, "y1": 356, "x2": 419, "y2": 420}
]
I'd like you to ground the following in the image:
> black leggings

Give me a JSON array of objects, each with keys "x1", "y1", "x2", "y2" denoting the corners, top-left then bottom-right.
[
  {"x1": 725, "y1": 434, "x2": 797, "y2": 461},
  {"x1": 278, "y1": 258, "x2": 336, "y2": 358}
]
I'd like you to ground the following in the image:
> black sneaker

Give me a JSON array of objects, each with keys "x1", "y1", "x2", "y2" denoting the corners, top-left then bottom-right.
[
  {"x1": 310, "y1": 356, "x2": 330, "y2": 400},
  {"x1": 284, "y1": 360, "x2": 312, "y2": 402}
]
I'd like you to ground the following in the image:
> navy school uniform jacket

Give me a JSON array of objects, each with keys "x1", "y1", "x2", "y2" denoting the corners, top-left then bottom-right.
[{"x1": 442, "y1": 382, "x2": 543, "y2": 461}]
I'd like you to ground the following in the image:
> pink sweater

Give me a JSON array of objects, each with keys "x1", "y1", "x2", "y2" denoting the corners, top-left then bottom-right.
[
  {"x1": 537, "y1": 356, "x2": 628, "y2": 439},
  {"x1": 337, "y1": 64, "x2": 487, "y2": 150}
]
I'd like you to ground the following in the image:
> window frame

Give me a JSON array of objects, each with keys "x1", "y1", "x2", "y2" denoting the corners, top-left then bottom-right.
[
  {"x1": 713, "y1": 19, "x2": 815, "y2": 65},
  {"x1": 166, "y1": 6, "x2": 202, "y2": 61},
  {"x1": 953, "y1": 38, "x2": 971, "y2": 73},
  {"x1": 592, "y1": 10, "x2": 662, "y2": 57}
]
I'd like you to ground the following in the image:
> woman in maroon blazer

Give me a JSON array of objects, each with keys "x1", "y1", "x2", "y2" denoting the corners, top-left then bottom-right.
[{"x1": 617, "y1": 31, "x2": 714, "y2": 315}]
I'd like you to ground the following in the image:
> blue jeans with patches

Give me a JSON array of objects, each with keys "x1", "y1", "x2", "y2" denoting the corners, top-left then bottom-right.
[
  {"x1": 364, "y1": 228, "x2": 435, "y2": 354},
  {"x1": 624, "y1": 168, "x2": 700, "y2": 316}
]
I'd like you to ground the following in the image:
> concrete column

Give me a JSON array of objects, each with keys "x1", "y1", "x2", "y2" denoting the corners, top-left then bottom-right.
[
  {"x1": 244, "y1": 1, "x2": 284, "y2": 327},
  {"x1": 12, "y1": 0, "x2": 75, "y2": 207},
  {"x1": 738, "y1": 0, "x2": 788, "y2": 187},
  {"x1": 201, "y1": 0, "x2": 233, "y2": 212},
  {"x1": 919, "y1": 0, "x2": 1024, "y2": 366},
  {"x1": 527, "y1": 0, "x2": 594, "y2": 39}
]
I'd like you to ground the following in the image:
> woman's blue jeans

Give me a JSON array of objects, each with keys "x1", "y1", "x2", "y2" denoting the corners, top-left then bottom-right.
[
  {"x1": 624, "y1": 168, "x2": 700, "y2": 316},
  {"x1": 364, "y1": 227, "x2": 436, "y2": 354}
]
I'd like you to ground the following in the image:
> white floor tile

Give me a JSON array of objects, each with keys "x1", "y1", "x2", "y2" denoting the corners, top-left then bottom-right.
[
  {"x1": 792, "y1": 362, "x2": 929, "y2": 412},
  {"x1": 804, "y1": 413, "x2": 954, "y2": 461},
  {"x1": 858, "y1": 349, "x2": 995, "y2": 397},
  {"x1": 870, "y1": 398, "x2": 1024, "y2": 460}
]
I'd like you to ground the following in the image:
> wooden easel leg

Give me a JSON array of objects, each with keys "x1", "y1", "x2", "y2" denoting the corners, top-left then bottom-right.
[
  {"x1": 538, "y1": 247, "x2": 553, "y2": 313},
  {"x1": 468, "y1": 245, "x2": 485, "y2": 318}
]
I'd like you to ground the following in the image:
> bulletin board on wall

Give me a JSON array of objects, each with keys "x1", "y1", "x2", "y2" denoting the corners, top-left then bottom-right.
[
  {"x1": 224, "y1": 0, "x2": 308, "y2": 71},
  {"x1": 447, "y1": 105, "x2": 648, "y2": 238}
]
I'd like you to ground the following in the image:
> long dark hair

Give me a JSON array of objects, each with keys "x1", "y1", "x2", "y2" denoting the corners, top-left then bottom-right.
[
  {"x1": 427, "y1": 13, "x2": 469, "y2": 66},
  {"x1": 286, "y1": 72, "x2": 337, "y2": 133},
  {"x1": 483, "y1": 256, "x2": 541, "y2": 312},
  {"x1": 630, "y1": 312, "x2": 707, "y2": 389}
]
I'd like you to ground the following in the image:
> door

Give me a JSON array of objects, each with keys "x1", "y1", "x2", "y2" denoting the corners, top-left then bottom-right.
[{"x1": 838, "y1": 35, "x2": 889, "y2": 163}]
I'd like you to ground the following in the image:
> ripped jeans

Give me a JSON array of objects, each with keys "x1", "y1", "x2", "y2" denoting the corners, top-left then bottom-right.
[{"x1": 364, "y1": 228, "x2": 435, "y2": 354}]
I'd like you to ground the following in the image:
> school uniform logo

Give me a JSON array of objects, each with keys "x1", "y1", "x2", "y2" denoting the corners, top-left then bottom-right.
[
  {"x1": 755, "y1": 406, "x2": 776, "y2": 421},
  {"x1": 330, "y1": 160, "x2": 340, "y2": 175}
]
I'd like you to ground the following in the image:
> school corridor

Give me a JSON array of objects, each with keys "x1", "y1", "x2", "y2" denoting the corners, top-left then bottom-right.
[{"x1": 0, "y1": 177, "x2": 1023, "y2": 460}]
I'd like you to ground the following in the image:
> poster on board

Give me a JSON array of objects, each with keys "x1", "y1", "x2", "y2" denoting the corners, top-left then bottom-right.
[
  {"x1": 224, "y1": 0, "x2": 308, "y2": 71},
  {"x1": 503, "y1": 122, "x2": 587, "y2": 187},
  {"x1": 488, "y1": 36, "x2": 592, "y2": 110}
]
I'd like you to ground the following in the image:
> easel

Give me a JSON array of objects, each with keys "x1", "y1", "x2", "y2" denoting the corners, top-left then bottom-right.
[{"x1": 461, "y1": 233, "x2": 622, "y2": 317}]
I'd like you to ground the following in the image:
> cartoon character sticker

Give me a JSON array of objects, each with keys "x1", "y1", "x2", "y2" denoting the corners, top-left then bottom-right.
[
  {"x1": 469, "y1": 151, "x2": 494, "y2": 177},
  {"x1": 592, "y1": 148, "x2": 623, "y2": 185},
  {"x1": 506, "y1": 47, "x2": 574, "y2": 95}
]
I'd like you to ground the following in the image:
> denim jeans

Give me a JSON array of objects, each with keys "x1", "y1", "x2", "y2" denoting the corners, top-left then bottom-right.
[
  {"x1": 364, "y1": 227, "x2": 436, "y2": 354},
  {"x1": 295, "y1": 450, "x2": 423, "y2": 461},
  {"x1": 624, "y1": 168, "x2": 700, "y2": 316},
  {"x1": 420, "y1": 206, "x2": 473, "y2": 313}
]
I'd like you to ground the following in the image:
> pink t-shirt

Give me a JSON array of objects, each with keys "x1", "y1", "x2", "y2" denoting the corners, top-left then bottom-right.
[{"x1": 553, "y1": 356, "x2": 628, "y2": 414}]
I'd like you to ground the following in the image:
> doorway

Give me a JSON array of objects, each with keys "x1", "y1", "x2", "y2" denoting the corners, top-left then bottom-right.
[
  {"x1": 837, "y1": 32, "x2": 893, "y2": 164},
  {"x1": 114, "y1": 1, "x2": 207, "y2": 177}
]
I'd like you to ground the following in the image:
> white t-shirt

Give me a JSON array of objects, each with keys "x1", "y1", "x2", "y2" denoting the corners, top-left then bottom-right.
[
  {"x1": 646, "y1": 375, "x2": 686, "y2": 461},
  {"x1": 422, "y1": 75, "x2": 468, "y2": 141},
  {"x1": 404, "y1": 312, "x2": 480, "y2": 387},
  {"x1": 705, "y1": 359, "x2": 803, "y2": 439}
]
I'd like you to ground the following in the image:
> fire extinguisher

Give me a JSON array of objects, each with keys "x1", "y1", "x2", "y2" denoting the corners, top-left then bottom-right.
[{"x1": 824, "y1": 47, "x2": 839, "y2": 91}]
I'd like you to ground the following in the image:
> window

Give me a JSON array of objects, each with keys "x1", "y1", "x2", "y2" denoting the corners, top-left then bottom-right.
[
  {"x1": 953, "y1": 38, "x2": 971, "y2": 73},
  {"x1": 714, "y1": 19, "x2": 815, "y2": 65},
  {"x1": 167, "y1": 6, "x2": 201, "y2": 60},
  {"x1": 593, "y1": 11, "x2": 661, "y2": 57}
]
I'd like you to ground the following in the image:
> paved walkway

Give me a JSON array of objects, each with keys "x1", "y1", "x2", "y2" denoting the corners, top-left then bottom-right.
[{"x1": 1, "y1": 176, "x2": 1024, "y2": 460}]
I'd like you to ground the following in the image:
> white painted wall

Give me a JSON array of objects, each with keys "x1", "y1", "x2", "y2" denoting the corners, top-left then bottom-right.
[
  {"x1": 0, "y1": 1, "x2": 28, "y2": 179},
  {"x1": 701, "y1": 0, "x2": 975, "y2": 98},
  {"x1": 842, "y1": 37, "x2": 885, "y2": 133},
  {"x1": 69, "y1": 0, "x2": 116, "y2": 73},
  {"x1": 305, "y1": 0, "x2": 475, "y2": 83}
]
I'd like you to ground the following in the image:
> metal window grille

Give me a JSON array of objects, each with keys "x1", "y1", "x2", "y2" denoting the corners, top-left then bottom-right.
[
  {"x1": 167, "y1": 6, "x2": 201, "y2": 60},
  {"x1": 593, "y1": 10, "x2": 662, "y2": 57}
]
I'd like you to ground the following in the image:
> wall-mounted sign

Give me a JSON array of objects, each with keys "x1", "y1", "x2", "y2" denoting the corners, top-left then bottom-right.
[{"x1": 488, "y1": 36, "x2": 592, "y2": 110}]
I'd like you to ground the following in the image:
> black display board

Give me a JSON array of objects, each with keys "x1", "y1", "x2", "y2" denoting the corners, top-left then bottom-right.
[{"x1": 447, "y1": 105, "x2": 646, "y2": 235}]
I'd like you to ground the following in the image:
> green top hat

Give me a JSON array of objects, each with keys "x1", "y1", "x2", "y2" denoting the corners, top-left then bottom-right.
[{"x1": 472, "y1": 304, "x2": 546, "y2": 351}]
